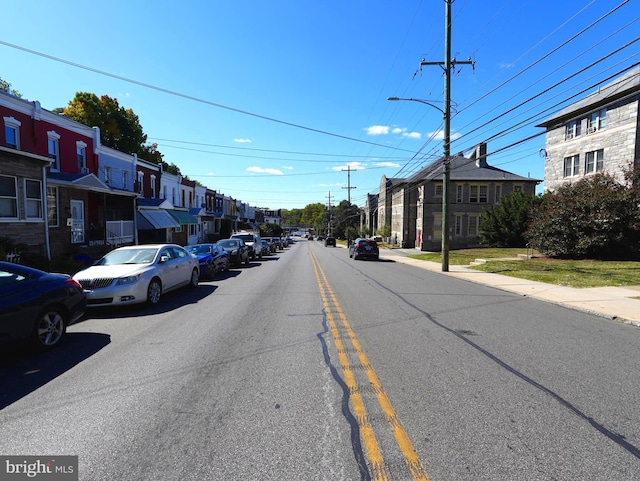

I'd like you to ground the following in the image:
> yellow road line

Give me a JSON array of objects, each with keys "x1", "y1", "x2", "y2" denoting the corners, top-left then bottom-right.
[{"x1": 310, "y1": 249, "x2": 431, "y2": 481}]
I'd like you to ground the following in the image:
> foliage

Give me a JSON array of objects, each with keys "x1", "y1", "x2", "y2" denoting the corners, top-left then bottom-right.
[
  {"x1": 379, "y1": 224, "x2": 391, "y2": 238},
  {"x1": 524, "y1": 172, "x2": 640, "y2": 259},
  {"x1": 329, "y1": 200, "x2": 361, "y2": 239},
  {"x1": 480, "y1": 192, "x2": 541, "y2": 247},
  {"x1": 61, "y1": 92, "x2": 164, "y2": 164},
  {"x1": 259, "y1": 223, "x2": 283, "y2": 237},
  {"x1": 0, "y1": 77, "x2": 21, "y2": 97},
  {"x1": 300, "y1": 203, "x2": 326, "y2": 229}
]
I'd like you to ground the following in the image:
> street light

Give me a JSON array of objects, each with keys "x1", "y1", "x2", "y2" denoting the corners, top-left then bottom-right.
[{"x1": 387, "y1": 96, "x2": 450, "y2": 272}]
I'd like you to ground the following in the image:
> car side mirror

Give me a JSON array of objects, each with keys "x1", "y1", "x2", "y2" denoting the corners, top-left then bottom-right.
[{"x1": 159, "y1": 255, "x2": 170, "y2": 263}]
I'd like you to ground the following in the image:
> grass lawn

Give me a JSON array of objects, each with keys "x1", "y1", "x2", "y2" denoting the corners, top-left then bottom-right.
[{"x1": 407, "y1": 248, "x2": 640, "y2": 288}]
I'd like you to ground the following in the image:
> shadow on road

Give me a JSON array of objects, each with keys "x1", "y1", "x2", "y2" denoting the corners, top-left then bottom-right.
[{"x1": 0, "y1": 332, "x2": 111, "y2": 410}]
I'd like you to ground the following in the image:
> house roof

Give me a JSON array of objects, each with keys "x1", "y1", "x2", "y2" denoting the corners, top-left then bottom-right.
[
  {"x1": 138, "y1": 197, "x2": 174, "y2": 209},
  {"x1": 47, "y1": 172, "x2": 138, "y2": 196},
  {"x1": 537, "y1": 66, "x2": 640, "y2": 128},
  {"x1": 137, "y1": 209, "x2": 180, "y2": 230},
  {"x1": 405, "y1": 153, "x2": 540, "y2": 185}
]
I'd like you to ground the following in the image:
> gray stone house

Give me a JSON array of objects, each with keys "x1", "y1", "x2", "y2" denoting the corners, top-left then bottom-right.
[
  {"x1": 391, "y1": 143, "x2": 540, "y2": 251},
  {"x1": 538, "y1": 66, "x2": 640, "y2": 190}
]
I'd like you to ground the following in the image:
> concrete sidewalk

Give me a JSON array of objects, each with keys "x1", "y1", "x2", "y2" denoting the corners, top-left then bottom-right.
[{"x1": 379, "y1": 248, "x2": 640, "y2": 327}]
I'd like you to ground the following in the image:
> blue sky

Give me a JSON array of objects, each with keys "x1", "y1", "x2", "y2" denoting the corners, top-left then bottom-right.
[{"x1": 2, "y1": 1, "x2": 638, "y2": 209}]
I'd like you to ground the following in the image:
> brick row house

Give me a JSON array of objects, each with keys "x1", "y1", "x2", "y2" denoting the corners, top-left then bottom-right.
[
  {"x1": 538, "y1": 66, "x2": 640, "y2": 190},
  {"x1": 1, "y1": 90, "x2": 262, "y2": 267}
]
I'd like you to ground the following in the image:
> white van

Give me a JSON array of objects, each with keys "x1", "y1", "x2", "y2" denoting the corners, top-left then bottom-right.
[{"x1": 230, "y1": 232, "x2": 263, "y2": 260}]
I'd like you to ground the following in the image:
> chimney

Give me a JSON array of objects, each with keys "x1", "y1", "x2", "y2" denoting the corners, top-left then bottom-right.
[{"x1": 474, "y1": 142, "x2": 488, "y2": 168}]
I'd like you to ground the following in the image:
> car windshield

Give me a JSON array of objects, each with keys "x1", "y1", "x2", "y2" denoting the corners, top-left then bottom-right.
[
  {"x1": 186, "y1": 245, "x2": 212, "y2": 255},
  {"x1": 219, "y1": 240, "x2": 240, "y2": 248},
  {"x1": 233, "y1": 235, "x2": 253, "y2": 242},
  {"x1": 99, "y1": 248, "x2": 158, "y2": 265}
]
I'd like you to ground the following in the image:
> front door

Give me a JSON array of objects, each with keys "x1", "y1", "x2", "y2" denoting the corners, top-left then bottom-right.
[{"x1": 70, "y1": 200, "x2": 85, "y2": 244}]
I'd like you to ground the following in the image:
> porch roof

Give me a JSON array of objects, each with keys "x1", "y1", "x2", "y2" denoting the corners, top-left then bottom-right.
[
  {"x1": 168, "y1": 209, "x2": 198, "y2": 225},
  {"x1": 137, "y1": 209, "x2": 180, "y2": 230}
]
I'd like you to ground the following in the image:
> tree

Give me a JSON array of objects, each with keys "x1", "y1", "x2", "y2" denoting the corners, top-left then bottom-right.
[
  {"x1": 61, "y1": 92, "x2": 164, "y2": 164},
  {"x1": 480, "y1": 192, "x2": 541, "y2": 247},
  {"x1": 0, "y1": 77, "x2": 21, "y2": 97},
  {"x1": 300, "y1": 203, "x2": 326, "y2": 229},
  {"x1": 525, "y1": 172, "x2": 640, "y2": 259}
]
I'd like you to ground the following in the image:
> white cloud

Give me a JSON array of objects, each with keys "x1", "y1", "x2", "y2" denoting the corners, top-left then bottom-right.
[
  {"x1": 234, "y1": 138, "x2": 252, "y2": 143},
  {"x1": 402, "y1": 131, "x2": 422, "y2": 139},
  {"x1": 429, "y1": 129, "x2": 461, "y2": 141},
  {"x1": 366, "y1": 125, "x2": 390, "y2": 136},
  {"x1": 332, "y1": 161, "x2": 365, "y2": 172},
  {"x1": 392, "y1": 127, "x2": 406, "y2": 134},
  {"x1": 375, "y1": 161, "x2": 401, "y2": 168},
  {"x1": 247, "y1": 166, "x2": 283, "y2": 175}
]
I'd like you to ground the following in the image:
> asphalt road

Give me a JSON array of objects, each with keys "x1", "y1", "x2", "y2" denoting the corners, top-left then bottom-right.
[{"x1": 1, "y1": 239, "x2": 639, "y2": 480}]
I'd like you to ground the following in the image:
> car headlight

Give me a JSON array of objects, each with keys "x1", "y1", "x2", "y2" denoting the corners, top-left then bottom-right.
[{"x1": 115, "y1": 274, "x2": 142, "y2": 286}]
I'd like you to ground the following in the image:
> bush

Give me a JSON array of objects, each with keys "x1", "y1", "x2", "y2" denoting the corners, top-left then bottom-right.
[
  {"x1": 525, "y1": 173, "x2": 640, "y2": 259},
  {"x1": 480, "y1": 192, "x2": 541, "y2": 247}
]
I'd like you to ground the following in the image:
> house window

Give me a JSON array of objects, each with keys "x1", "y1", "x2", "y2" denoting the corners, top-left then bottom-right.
[
  {"x1": 150, "y1": 175, "x2": 157, "y2": 198},
  {"x1": 4, "y1": 117, "x2": 21, "y2": 149},
  {"x1": 585, "y1": 149, "x2": 604, "y2": 174},
  {"x1": 172, "y1": 187, "x2": 177, "y2": 204},
  {"x1": 434, "y1": 183, "x2": 443, "y2": 197},
  {"x1": 47, "y1": 131, "x2": 61, "y2": 170},
  {"x1": 24, "y1": 179, "x2": 43, "y2": 220},
  {"x1": 137, "y1": 171, "x2": 144, "y2": 195},
  {"x1": 565, "y1": 120, "x2": 581, "y2": 140},
  {"x1": 454, "y1": 214, "x2": 463, "y2": 236},
  {"x1": 47, "y1": 186, "x2": 59, "y2": 227},
  {"x1": 104, "y1": 166, "x2": 111, "y2": 185},
  {"x1": 495, "y1": 185, "x2": 502, "y2": 203},
  {"x1": 76, "y1": 141, "x2": 87, "y2": 172},
  {"x1": 433, "y1": 213, "x2": 442, "y2": 239},
  {"x1": 469, "y1": 185, "x2": 487, "y2": 203},
  {"x1": 563, "y1": 155, "x2": 580, "y2": 177},
  {"x1": 587, "y1": 108, "x2": 606, "y2": 133},
  {"x1": 456, "y1": 185, "x2": 463, "y2": 203},
  {"x1": 163, "y1": 185, "x2": 167, "y2": 200},
  {"x1": 0, "y1": 175, "x2": 18, "y2": 219},
  {"x1": 123, "y1": 170, "x2": 129, "y2": 190},
  {"x1": 468, "y1": 215, "x2": 480, "y2": 236},
  {"x1": 513, "y1": 185, "x2": 523, "y2": 193}
]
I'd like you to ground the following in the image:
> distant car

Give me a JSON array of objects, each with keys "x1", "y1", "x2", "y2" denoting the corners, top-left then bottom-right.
[
  {"x1": 217, "y1": 238, "x2": 251, "y2": 267},
  {"x1": 285, "y1": 237, "x2": 294, "y2": 245},
  {"x1": 349, "y1": 238, "x2": 379, "y2": 260},
  {"x1": 0, "y1": 261, "x2": 86, "y2": 350},
  {"x1": 185, "y1": 243, "x2": 230, "y2": 279},
  {"x1": 73, "y1": 244, "x2": 199, "y2": 307},
  {"x1": 324, "y1": 237, "x2": 336, "y2": 247},
  {"x1": 260, "y1": 239, "x2": 271, "y2": 255},
  {"x1": 230, "y1": 232, "x2": 263, "y2": 260}
]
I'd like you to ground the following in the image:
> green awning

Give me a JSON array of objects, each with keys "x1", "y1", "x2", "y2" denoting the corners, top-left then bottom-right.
[{"x1": 168, "y1": 209, "x2": 198, "y2": 225}]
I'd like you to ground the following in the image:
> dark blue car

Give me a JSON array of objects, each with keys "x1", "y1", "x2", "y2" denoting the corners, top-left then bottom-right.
[
  {"x1": 185, "y1": 244, "x2": 230, "y2": 279},
  {"x1": 0, "y1": 261, "x2": 86, "y2": 351}
]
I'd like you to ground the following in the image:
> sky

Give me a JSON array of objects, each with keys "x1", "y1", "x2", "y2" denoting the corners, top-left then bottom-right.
[{"x1": 2, "y1": 1, "x2": 638, "y2": 210}]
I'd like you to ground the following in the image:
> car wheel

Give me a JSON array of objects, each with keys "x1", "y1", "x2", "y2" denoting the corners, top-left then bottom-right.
[
  {"x1": 190, "y1": 268, "x2": 199, "y2": 288},
  {"x1": 244, "y1": 255, "x2": 250, "y2": 266},
  {"x1": 207, "y1": 261, "x2": 215, "y2": 279},
  {"x1": 32, "y1": 307, "x2": 67, "y2": 350},
  {"x1": 147, "y1": 278, "x2": 162, "y2": 305}
]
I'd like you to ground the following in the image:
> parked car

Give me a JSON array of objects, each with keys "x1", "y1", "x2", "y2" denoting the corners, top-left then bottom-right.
[
  {"x1": 185, "y1": 243, "x2": 230, "y2": 279},
  {"x1": 324, "y1": 237, "x2": 336, "y2": 247},
  {"x1": 217, "y1": 238, "x2": 251, "y2": 267},
  {"x1": 349, "y1": 238, "x2": 379, "y2": 260},
  {"x1": 73, "y1": 244, "x2": 199, "y2": 307},
  {"x1": 260, "y1": 239, "x2": 271, "y2": 255},
  {"x1": 0, "y1": 261, "x2": 86, "y2": 350},
  {"x1": 263, "y1": 237, "x2": 279, "y2": 252},
  {"x1": 230, "y1": 232, "x2": 263, "y2": 260}
]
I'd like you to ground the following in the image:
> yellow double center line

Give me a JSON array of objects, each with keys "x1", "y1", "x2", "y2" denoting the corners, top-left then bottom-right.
[{"x1": 310, "y1": 249, "x2": 430, "y2": 481}]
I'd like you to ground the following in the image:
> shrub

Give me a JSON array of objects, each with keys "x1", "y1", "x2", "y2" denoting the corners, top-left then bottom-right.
[{"x1": 480, "y1": 192, "x2": 541, "y2": 247}]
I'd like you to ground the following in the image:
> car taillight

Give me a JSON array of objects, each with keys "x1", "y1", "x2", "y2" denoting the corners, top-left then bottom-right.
[{"x1": 66, "y1": 278, "x2": 83, "y2": 289}]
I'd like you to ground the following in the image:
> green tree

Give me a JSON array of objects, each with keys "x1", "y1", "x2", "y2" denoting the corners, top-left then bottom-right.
[
  {"x1": 0, "y1": 77, "x2": 21, "y2": 97},
  {"x1": 300, "y1": 203, "x2": 326, "y2": 228},
  {"x1": 480, "y1": 192, "x2": 541, "y2": 247},
  {"x1": 61, "y1": 92, "x2": 164, "y2": 164},
  {"x1": 525, "y1": 172, "x2": 640, "y2": 259}
]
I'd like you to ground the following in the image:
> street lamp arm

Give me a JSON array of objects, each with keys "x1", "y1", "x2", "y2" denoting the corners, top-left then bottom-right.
[{"x1": 387, "y1": 96, "x2": 444, "y2": 115}]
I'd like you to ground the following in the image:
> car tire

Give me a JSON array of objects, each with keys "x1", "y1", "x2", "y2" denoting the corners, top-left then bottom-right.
[
  {"x1": 244, "y1": 255, "x2": 250, "y2": 266},
  {"x1": 190, "y1": 268, "x2": 199, "y2": 288},
  {"x1": 31, "y1": 306, "x2": 67, "y2": 350},
  {"x1": 147, "y1": 278, "x2": 162, "y2": 305}
]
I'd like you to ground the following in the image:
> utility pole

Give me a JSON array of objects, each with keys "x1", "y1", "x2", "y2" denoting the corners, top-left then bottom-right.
[
  {"x1": 419, "y1": 0, "x2": 473, "y2": 272},
  {"x1": 326, "y1": 191, "x2": 333, "y2": 236},
  {"x1": 342, "y1": 166, "x2": 357, "y2": 245}
]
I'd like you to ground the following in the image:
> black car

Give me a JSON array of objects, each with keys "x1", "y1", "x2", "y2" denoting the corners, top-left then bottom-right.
[
  {"x1": 324, "y1": 237, "x2": 336, "y2": 247},
  {"x1": 0, "y1": 261, "x2": 86, "y2": 350},
  {"x1": 216, "y1": 238, "x2": 251, "y2": 267},
  {"x1": 349, "y1": 238, "x2": 379, "y2": 261}
]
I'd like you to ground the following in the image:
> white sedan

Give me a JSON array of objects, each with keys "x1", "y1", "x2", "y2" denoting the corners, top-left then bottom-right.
[{"x1": 73, "y1": 244, "x2": 199, "y2": 307}]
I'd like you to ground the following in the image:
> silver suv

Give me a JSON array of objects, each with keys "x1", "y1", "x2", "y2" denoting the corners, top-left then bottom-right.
[{"x1": 230, "y1": 232, "x2": 263, "y2": 260}]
